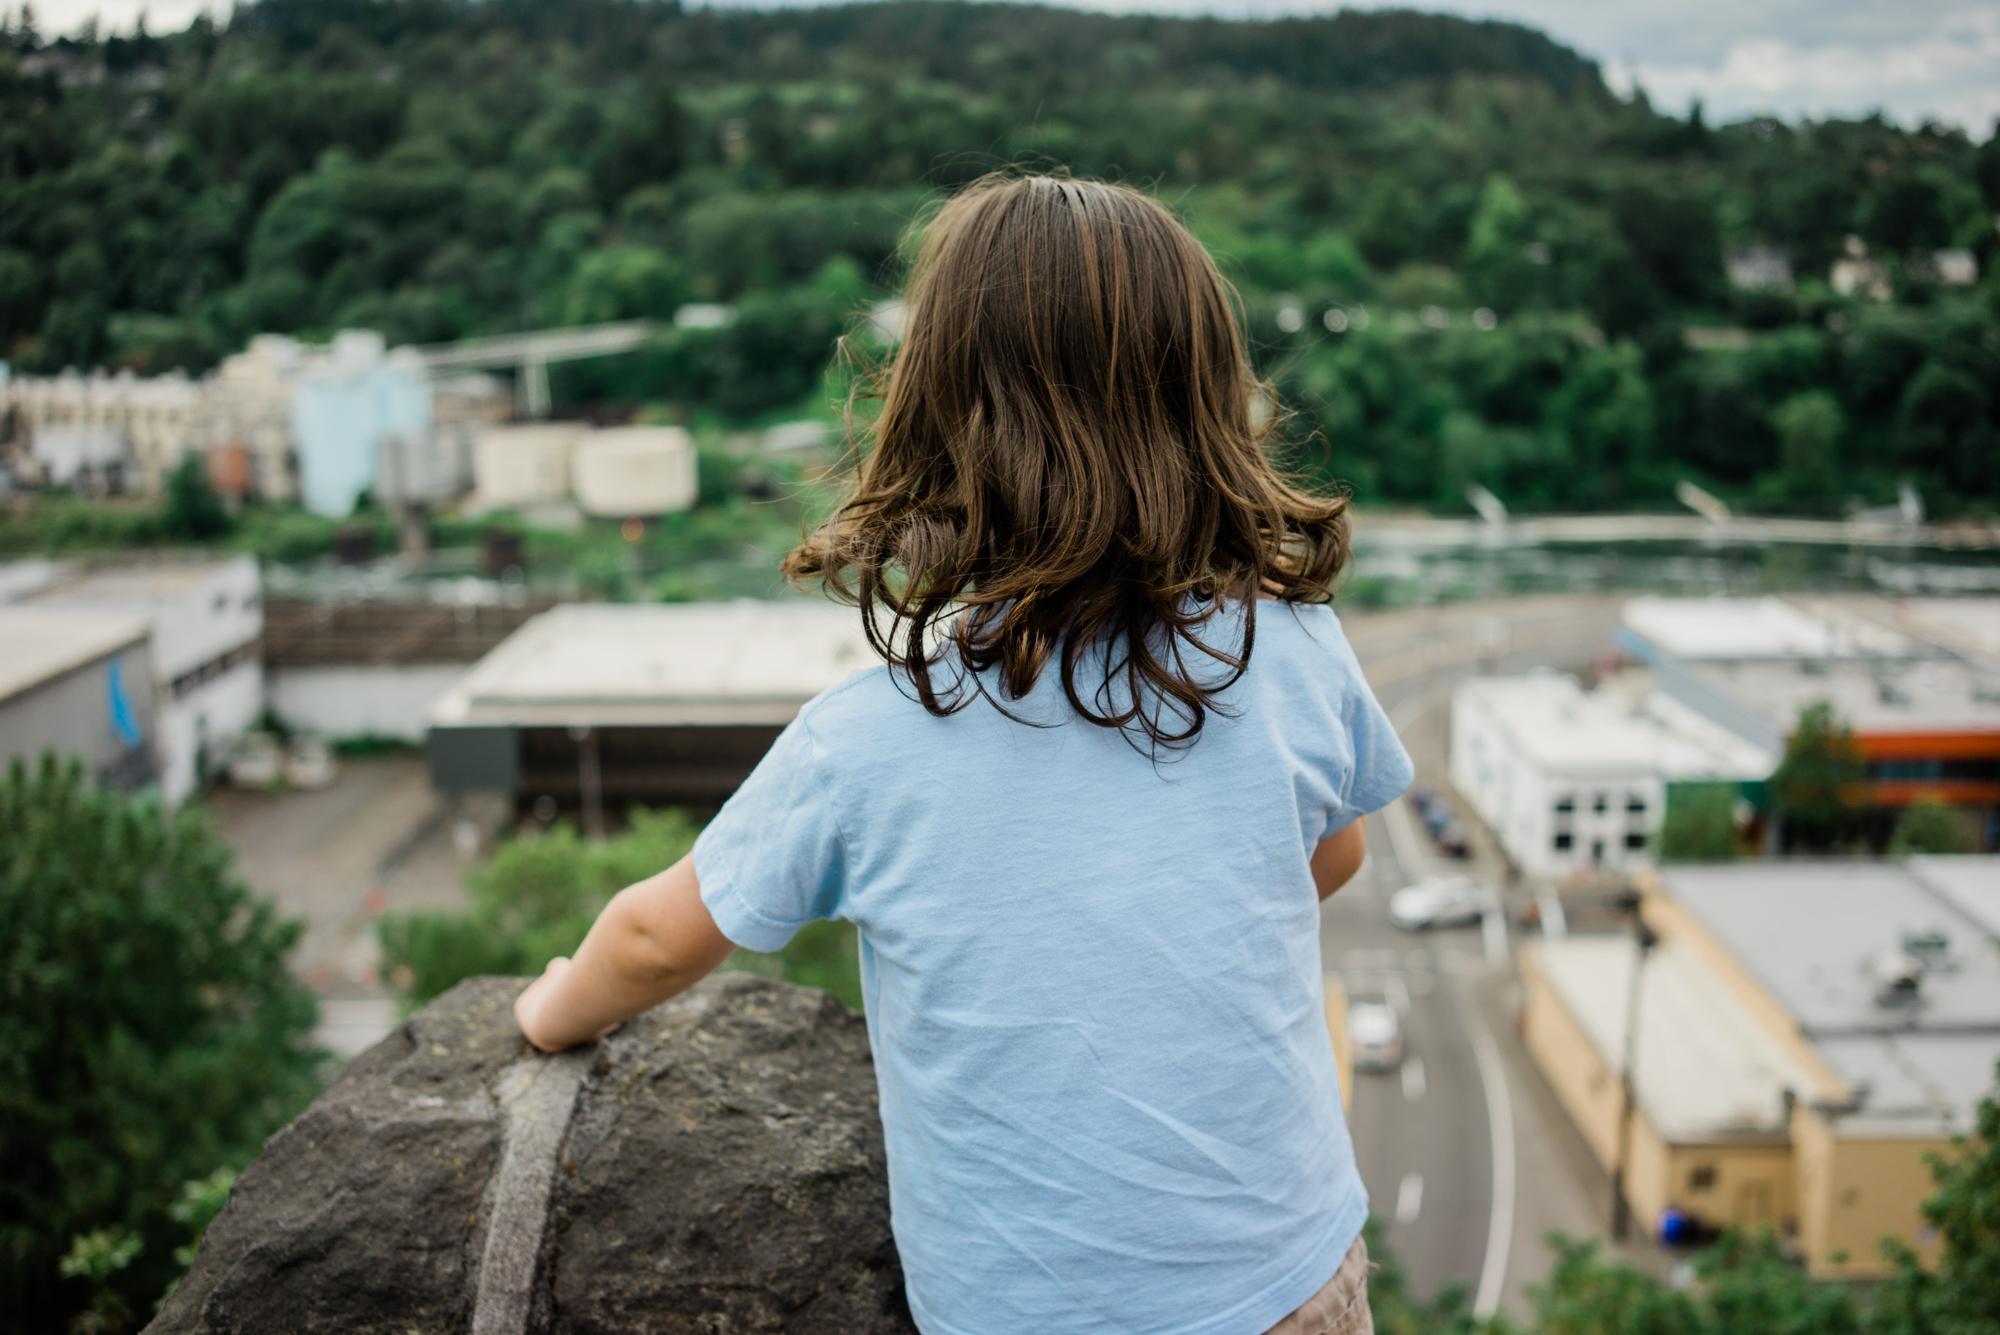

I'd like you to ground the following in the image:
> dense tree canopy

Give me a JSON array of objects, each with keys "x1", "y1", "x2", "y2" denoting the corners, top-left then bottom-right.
[
  {"x1": 2, "y1": 0, "x2": 1997, "y2": 513},
  {"x1": 0, "y1": 758, "x2": 320, "y2": 1325}
]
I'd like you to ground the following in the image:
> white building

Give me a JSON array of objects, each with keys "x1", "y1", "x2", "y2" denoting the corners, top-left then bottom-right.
[
  {"x1": 427, "y1": 600, "x2": 870, "y2": 814},
  {"x1": 3, "y1": 332, "x2": 506, "y2": 510},
  {"x1": 1450, "y1": 670, "x2": 1776, "y2": 878},
  {"x1": 26, "y1": 556, "x2": 264, "y2": 807},
  {"x1": 8, "y1": 368, "x2": 207, "y2": 495},
  {"x1": 292, "y1": 331, "x2": 433, "y2": 518}
]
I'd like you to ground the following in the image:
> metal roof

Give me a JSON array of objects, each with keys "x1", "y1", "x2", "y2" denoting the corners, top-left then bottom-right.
[
  {"x1": 1621, "y1": 595, "x2": 1926, "y2": 661},
  {"x1": 427, "y1": 600, "x2": 876, "y2": 729},
  {"x1": 1532, "y1": 935, "x2": 1823, "y2": 1140},
  {"x1": 1907, "y1": 856, "x2": 2000, "y2": 943},
  {"x1": 1455, "y1": 671, "x2": 1775, "y2": 780},
  {"x1": 0, "y1": 606, "x2": 151, "y2": 703},
  {"x1": 1659, "y1": 860, "x2": 2000, "y2": 1136}
]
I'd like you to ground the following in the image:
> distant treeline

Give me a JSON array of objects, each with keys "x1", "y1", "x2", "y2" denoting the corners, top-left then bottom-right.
[{"x1": 2, "y1": 0, "x2": 1998, "y2": 512}]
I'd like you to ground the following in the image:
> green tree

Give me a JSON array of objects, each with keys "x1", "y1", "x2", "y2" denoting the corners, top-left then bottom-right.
[
  {"x1": 378, "y1": 807, "x2": 864, "y2": 1012},
  {"x1": 1771, "y1": 701, "x2": 1865, "y2": 852},
  {"x1": 1870, "y1": 1062, "x2": 2000, "y2": 1335},
  {"x1": 1659, "y1": 783, "x2": 1740, "y2": 862},
  {"x1": 1889, "y1": 795, "x2": 1978, "y2": 856},
  {"x1": 161, "y1": 454, "x2": 231, "y2": 541},
  {"x1": 0, "y1": 758, "x2": 320, "y2": 1325},
  {"x1": 1764, "y1": 390, "x2": 1845, "y2": 506}
]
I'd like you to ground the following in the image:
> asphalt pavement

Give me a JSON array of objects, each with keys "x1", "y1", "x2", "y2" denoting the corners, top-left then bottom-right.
[{"x1": 1323, "y1": 595, "x2": 1665, "y2": 1318}]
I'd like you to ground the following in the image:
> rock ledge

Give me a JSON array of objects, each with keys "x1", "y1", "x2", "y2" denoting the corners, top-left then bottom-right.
[{"x1": 147, "y1": 974, "x2": 913, "y2": 1334}]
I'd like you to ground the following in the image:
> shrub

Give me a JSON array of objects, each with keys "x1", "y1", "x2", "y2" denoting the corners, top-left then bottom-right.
[{"x1": 0, "y1": 758, "x2": 320, "y2": 1324}]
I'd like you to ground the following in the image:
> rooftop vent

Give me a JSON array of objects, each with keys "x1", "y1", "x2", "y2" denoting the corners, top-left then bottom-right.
[
  {"x1": 1869, "y1": 950, "x2": 1925, "y2": 1009},
  {"x1": 1902, "y1": 927, "x2": 1951, "y2": 964}
]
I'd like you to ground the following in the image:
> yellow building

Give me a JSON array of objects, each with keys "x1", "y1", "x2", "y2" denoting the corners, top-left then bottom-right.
[{"x1": 1522, "y1": 857, "x2": 2000, "y2": 1277}]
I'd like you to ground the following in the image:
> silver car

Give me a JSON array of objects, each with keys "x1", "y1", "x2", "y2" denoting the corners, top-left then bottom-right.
[
  {"x1": 1387, "y1": 873, "x2": 1491, "y2": 931},
  {"x1": 1348, "y1": 1001, "x2": 1404, "y2": 1072}
]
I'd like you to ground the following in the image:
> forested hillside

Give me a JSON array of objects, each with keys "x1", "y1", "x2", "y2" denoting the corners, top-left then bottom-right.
[{"x1": 3, "y1": 0, "x2": 1998, "y2": 513}]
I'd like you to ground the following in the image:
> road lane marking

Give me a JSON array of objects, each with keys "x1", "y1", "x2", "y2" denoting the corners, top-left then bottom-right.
[
  {"x1": 1395, "y1": 1172, "x2": 1424, "y2": 1224},
  {"x1": 1401, "y1": 1055, "x2": 1426, "y2": 1102},
  {"x1": 1537, "y1": 886, "x2": 1569, "y2": 938},
  {"x1": 1385, "y1": 972, "x2": 1411, "y2": 1015},
  {"x1": 1481, "y1": 905, "x2": 1510, "y2": 967},
  {"x1": 1458, "y1": 985, "x2": 1517, "y2": 1320}
]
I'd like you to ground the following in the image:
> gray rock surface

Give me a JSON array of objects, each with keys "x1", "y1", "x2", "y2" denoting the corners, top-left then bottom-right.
[{"x1": 148, "y1": 974, "x2": 913, "y2": 1334}]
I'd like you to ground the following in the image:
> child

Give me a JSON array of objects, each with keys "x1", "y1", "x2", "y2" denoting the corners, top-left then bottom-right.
[{"x1": 513, "y1": 173, "x2": 1413, "y2": 1335}]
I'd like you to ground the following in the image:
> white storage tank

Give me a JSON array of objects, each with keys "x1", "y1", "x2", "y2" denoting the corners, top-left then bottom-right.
[
  {"x1": 470, "y1": 423, "x2": 585, "y2": 510},
  {"x1": 571, "y1": 426, "x2": 697, "y2": 518}
]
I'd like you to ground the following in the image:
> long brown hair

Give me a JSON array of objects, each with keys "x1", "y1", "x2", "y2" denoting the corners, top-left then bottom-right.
[{"x1": 784, "y1": 172, "x2": 1350, "y2": 748}]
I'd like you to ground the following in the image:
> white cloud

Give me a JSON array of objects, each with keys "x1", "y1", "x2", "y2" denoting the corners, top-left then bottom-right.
[
  {"x1": 1617, "y1": 7, "x2": 2000, "y2": 130},
  {"x1": 15, "y1": 0, "x2": 227, "y2": 36}
]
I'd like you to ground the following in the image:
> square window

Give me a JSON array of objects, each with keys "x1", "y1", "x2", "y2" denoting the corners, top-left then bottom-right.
[
  {"x1": 1555, "y1": 795, "x2": 1575, "y2": 813},
  {"x1": 1625, "y1": 832, "x2": 1648, "y2": 849},
  {"x1": 1626, "y1": 797, "x2": 1647, "y2": 813},
  {"x1": 1554, "y1": 832, "x2": 1574, "y2": 851},
  {"x1": 1592, "y1": 793, "x2": 1609, "y2": 814},
  {"x1": 1689, "y1": 1165, "x2": 1716, "y2": 1190}
]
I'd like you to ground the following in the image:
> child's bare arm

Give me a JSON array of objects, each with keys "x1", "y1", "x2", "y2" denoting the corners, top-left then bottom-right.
[
  {"x1": 512, "y1": 853, "x2": 736, "y2": 1052},
  {"x1": 1311, "y1": 817, "x2": 1368, "y2": 901}
]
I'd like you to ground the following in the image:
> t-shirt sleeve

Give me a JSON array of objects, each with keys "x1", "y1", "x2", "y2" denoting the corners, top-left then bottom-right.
[
  {"x1": 1317, "y1": 618, "x2": 1415, "y2": 837},
  {"x1": 691, "y1": 715, "x2": 845, "y2": 952}
]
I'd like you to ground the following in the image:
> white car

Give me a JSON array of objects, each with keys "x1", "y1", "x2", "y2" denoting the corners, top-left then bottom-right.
[
  {"x1": 1387, "y1": 873, "x2": 1491, "y2": 931},
  {"x1": 1347, "y1": 1001, "x2": 1404, "y2": 1072}
]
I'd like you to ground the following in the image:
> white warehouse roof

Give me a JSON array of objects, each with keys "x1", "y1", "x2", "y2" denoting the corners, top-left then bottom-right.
[
  {"x1": 428, "y1": 600, "x2": 877, "y2": 729},
  {"x1": 0, "y1": 606, "x2": 151, "y2": 703},
  {"x1": 1454, "y1": 671, "x2": 1775, "y2": 781},
  {"x1": 1531, "y1": 934, "x2": 1824, "y2": 1140},
  {"x1": 1620, "y1": 595, "x2": 1925, "y2": 661}
]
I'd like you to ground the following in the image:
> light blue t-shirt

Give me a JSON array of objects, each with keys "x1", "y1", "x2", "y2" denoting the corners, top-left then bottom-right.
[{"x1": 693, "y1": 602, "x2": 1413, "y2": 1335}]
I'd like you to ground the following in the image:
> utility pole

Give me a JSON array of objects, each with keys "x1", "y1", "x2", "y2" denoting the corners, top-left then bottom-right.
[{"x1": 1611, "y1": 918, "x2": 1659, "y2": 1240}]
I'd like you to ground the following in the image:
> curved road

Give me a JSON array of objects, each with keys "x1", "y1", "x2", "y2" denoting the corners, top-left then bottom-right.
[{"x1": 1324, "y1": 595, "x2": 1625, "y2": 1316}]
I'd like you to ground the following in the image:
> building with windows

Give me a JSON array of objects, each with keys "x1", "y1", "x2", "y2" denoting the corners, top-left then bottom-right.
[
  {"x1": 1522, "y1": 857, "x2": 2000, "y2": 1276},
  {"x1": 1615, "y1": 596, "x2": 2000, "y2": 845},
  {"x1": 22, "y1": 556, "x2": 263, "y2": 806},
  {"x1": 1449, "y1": 669, "x2": 1775, "y2": 877}
]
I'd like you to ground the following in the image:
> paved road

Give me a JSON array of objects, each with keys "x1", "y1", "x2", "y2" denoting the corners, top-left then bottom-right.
[{"x1": 1323, "y1": 595, "x2": 1640, "y2": 1317}]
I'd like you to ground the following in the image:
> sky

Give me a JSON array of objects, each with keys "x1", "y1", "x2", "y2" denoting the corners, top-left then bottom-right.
[{"x1": 16, "y1": 0, "x2": 2000, "y2": 135}]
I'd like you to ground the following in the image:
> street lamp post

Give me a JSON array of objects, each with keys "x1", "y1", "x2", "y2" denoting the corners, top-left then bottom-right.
[{"x1": 1610, "y1": 918, "x2": 1659, "y2": 1240}]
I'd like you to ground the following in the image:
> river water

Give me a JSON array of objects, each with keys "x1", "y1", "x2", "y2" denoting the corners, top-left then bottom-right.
[{"x1": 1342, "y1": 533, "x2": 2000, "y2": 609}]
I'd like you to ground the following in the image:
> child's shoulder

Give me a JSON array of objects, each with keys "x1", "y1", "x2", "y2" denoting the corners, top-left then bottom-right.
[
  {"x1": 795, "y1": 663, "x2": 904, "y2": 732},
  {"x1": 1255, "y1": 600, "x2": 1358, "y2": 662}
]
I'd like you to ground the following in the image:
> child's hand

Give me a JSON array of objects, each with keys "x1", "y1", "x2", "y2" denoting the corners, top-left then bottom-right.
[{"x1": 514, "y1": 957, "x2": 576, "y2": 1052}]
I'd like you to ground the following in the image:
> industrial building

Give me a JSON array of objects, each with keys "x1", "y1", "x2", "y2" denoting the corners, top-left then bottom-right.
[
  {"x1": 1522, "y1": 857, "x2": 2000, "y2": 1276},
  {"x1": 426, "y1": 601, "x2": 872, "y2": 818},
  {"x1": 1615, "y1": 596, "x2": 2000, "y2": 843},
  {"x1": 262, "y1": 598, "x2": 544, "y2": 742},
  {"x1": 0, "y1": 606, "x2": 157, "y2": 791},
  {"x1": 23, "y1": 556, "x2": 264, "y2": 806},
  {"x1": 1450, "y1": 670, "x2": 1775, "y2": 877}
]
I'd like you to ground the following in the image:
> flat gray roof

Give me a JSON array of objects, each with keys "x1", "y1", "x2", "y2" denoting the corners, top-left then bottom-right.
[
  {"x1": 1533, "y1": 935, "x2": 1823, "y2": 1140},
  {"x1": 428, "y1": 600, "x2": 876, "y2": 729},
  {"x1": 1677, "y1": 655, "x2": 2000, "y2": 739},
  {"x1": 1660, "y1": 860, "x2": 2000, "y2": 1136},
  {"x1": 1663, "y1": 862, "x2": 2000, "y2": 1036},
  {"x1": 0, "y1": 606, "x2": 151, "y2": 703},
  {"x1": 1908, "y1": 856, "x2": 2000, "y2": 943}
]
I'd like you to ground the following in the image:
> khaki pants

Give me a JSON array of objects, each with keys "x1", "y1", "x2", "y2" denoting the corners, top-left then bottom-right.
[{"x1": 1259, "y1": 1234, "x2": 1373, "y2": 1335}]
